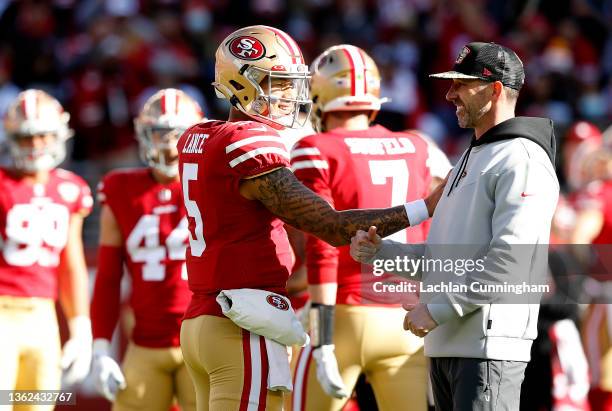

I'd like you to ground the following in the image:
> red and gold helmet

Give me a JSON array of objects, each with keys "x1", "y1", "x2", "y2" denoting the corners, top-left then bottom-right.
[
  {"x1": 563, "y1": 121, "x2": 603, "y2": 190},
  {"x1": 213, "y1": 25, "x2": 311, "y2": 129},
  {"x1": 3, "y1": 89, "x2": 72, "y2": 172},
  {"x1": 134, "y1": 88, "x2": 204, "y2": 177},
  {"x1": 310, "y1": 45, "x2": 385, "y2": 131},
  {"x1": 565, "y1": 121, "x2": 602, "y2": 144}
]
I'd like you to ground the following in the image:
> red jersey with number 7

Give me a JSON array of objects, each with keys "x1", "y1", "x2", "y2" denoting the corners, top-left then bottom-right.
[
  {"x1": 92, "y1": 168, "x2": 190, "y2": 347},
  {"x1": 177, "y1": 120, "x2": 294, "y2": 319},
  {"x1": 291, "y1": 125, "x2": 435, "y2": 305}
]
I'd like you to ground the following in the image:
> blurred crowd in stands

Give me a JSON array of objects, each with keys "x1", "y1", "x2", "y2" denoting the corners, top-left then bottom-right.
[
  {"x1": 0, "y1": 0, "x2": 609, "y2": 177},
  {"x1": 0, "y1": 1, "x2": 610, "y2": 410}
]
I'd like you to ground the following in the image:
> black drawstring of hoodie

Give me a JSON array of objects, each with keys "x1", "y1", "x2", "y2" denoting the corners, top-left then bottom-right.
[{"x1": 447, "y1": 136, "x2": 477, "y2": 196}]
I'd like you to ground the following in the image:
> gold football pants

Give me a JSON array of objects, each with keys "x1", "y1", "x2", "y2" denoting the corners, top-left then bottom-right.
[
  {"x1": 180, "y1": 315, "x2": 284, "y2": 411},
  {"x1": 113, "y1": 343, "x2": 195, "y2": 411},
  {"x1": 290, "y1": 304, "x2": 428, "y2": 411},
  {"x1": 0, "y1": 296, "x2": 61, "y2": 411}
]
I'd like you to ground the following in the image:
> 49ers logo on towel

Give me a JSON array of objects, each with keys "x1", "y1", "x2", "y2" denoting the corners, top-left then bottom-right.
[
  {"x1": 266, "y1": 294, "x2": 289, "y2": 311},
  {"x1": 229, "y1": 36, "x2": 266, "y2": 60}
]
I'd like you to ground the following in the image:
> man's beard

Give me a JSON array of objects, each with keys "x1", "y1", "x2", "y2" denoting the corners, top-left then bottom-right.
[{"x1": 458, "y1": 101, "x2": 488, "y2": 129}]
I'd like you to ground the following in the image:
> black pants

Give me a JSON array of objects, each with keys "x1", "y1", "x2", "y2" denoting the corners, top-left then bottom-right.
[{"x1": 430, "y1": 357, "x2": 527, "y2": 411}]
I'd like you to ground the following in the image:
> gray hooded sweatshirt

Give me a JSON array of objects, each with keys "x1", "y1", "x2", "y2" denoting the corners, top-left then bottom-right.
[{"x1": 375, "y1": 117, "x2": 559, "y2": 361}]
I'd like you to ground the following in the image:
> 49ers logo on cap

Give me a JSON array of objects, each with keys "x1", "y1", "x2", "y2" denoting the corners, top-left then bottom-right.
[
  {"x1": 266, "y1": 294, "x2": 289, "y2": 311},
  {"x1": 229, "y1": 36, "x2": 266, "y2": 60},
  {"x1": 456, "y1": 46, "x2": 471, "y2": 64}
]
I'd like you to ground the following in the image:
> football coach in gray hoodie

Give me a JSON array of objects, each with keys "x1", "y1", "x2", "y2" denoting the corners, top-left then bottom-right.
[{"x1": 350, "y1": 42, "x2": 559, "y2": 410}]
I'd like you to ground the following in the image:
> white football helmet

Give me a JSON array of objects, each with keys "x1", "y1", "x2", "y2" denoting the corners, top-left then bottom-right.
[
  {"x1": 3, "y1": 89, "x2": 72, "y2": 172},
  {"x1": 134, "y1": 88, "x2": 204, "y2": 177},
  {"x1": 213, "y1": 25, "x2": 311, "y2": 129}
]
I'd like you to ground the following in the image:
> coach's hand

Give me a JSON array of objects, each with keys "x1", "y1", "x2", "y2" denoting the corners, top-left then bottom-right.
[
  {"x1": 403, "y1": 303, "x2": 438, "y2": 338},
  {"x1": 312, "y1": 344, "x2": 349, "y2": 399},
  {"x1": 61, "y1": 316, "x2": 93, "y2": 387},
  {"x1": 350, "y1": 226, "x2": 381, "y2": 264},
  {"x1": 91, "y1": 339, "x2": 126, "y2": 401}
]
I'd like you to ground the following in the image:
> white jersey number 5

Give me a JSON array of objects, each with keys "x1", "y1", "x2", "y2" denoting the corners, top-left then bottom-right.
[{"x1": 181, "y1": 163, "x2": 206, "y2": 257}]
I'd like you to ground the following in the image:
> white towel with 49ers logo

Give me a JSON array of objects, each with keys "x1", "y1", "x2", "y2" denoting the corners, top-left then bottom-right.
[
  {"x1": 216, "y1": 288, "x2": 309, "y2": 346},
  {"x1": 217, "y1": 289, "x2": 309, "y2": 392}
]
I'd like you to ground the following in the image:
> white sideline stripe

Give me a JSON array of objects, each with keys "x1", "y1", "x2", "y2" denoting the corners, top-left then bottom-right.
[
  {"x1": 226, "y1": 135, "x2": 284, "y2": 153},
  {"x1": 247, "y1": 333, "x2": 262, "y2": 411},
  {"x1": 291, "y1": 160, "x2": 329, "y2": 171},
  {"x1": 290, "y1": 147, "x2": 321, "y2": 159},
  {"x1": 292, "y1": 345, "x2": 312, "y2": 411},
  {"x1": 229, "y1": 147, "x2": 290, "y2": 168}
]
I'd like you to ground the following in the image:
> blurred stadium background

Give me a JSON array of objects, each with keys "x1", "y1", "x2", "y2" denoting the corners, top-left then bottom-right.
[
  {"x1": 0, "y1": 0, "x2": 609, "y2": 410},
  {"x1": 0, "y1": 0, "x2": 609, "y2": 245}
]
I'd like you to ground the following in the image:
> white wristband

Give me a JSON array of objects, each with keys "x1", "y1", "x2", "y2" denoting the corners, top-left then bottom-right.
[{"x1": 404, "y1": 199, "x2": 429, "y2": 226}]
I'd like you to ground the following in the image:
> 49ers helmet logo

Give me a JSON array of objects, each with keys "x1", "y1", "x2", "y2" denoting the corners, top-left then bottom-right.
[
  {"x1": 266, "y1": 294, "x2": 289, "y2": 311},
  {"x1": 229, "y1": 36, "x2": 266, "y2": 60}
]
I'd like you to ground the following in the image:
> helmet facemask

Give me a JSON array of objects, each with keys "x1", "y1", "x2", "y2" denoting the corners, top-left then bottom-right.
[
  {"x1": 4, "y1": 89, "x2": 72, "y2": 173},
  {"x1": 8, "y1": 131, "x2": 68, "y2": 173},
  {"x1": 136, "y1": 126, "x2": 184, "y2": 178},
  {"x1": 238, "y1": 64, "x2": 311, "y2": 129},
  {"x1": 134, "y1": 88, "x2": 204, "y2": 177}
]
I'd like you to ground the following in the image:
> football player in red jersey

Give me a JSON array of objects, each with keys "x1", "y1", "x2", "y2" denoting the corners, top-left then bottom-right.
[
  {"x1": 90, "y1": 89, "x2": 204, "y2": 411},
  {"x1": 570, "y1": 145, "x2": 612, "y2": 410},
  {"x1": 0, "y1": 89, "x2": 94, "y2": 403},
  {"x1": 289, "y1": 45, "x2": 451, "y2": 411},
  {"x1": 177, "y1": 26, "x2": 446, "y2": 411}
]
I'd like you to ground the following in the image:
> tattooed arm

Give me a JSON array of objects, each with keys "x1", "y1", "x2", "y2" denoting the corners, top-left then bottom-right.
[{"x1": 240, "y1": 167, "x2": 442, "y2": 247}]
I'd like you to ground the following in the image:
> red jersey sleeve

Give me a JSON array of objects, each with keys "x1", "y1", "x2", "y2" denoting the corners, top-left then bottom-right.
[
  {"x1": 76, "y1": 179, "x2": 93, "y2": 216},
  {"x1": 224, "y1": 123, "x2": 291, "y2": 178},
  {"x1": 290, "y1": 138, "x2": 339, "y2": 285},
  {"x1": 96, "y1": 171, "x2": 124, "y2": 216},
  {"x1": 56, "y1": 170, "x2": 94, "y2": 216},
  {"x1": 96, "y1": 180, "x2": 108, "y2": 206}
]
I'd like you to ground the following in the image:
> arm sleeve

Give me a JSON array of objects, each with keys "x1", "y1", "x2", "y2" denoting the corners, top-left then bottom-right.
[
  {"x1": 90, "y1": 245, "x2": 124, "y2": 341},
  {"x1": 290, "y1": 141, "x2": 338, "y2": 284},
  {"x1": 427, "y1": 159, "x2": 559, "y2": 325}
]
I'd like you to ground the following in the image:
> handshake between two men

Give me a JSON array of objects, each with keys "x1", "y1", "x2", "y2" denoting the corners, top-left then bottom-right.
[{"x1": 348, "y1": 174, "x2": 450, "y2": 339}]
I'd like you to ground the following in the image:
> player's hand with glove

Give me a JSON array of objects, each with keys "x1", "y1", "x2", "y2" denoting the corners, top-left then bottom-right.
[
  {"x1": 91, "y1": 339, "x2": 126, "y2": 401},
  {"x1": 309, "y1": 304, "x2": 349, "y2": 399},
  {"x1": 61, "y1": 316, "x2": 93, "y2": 387},
  {"x1": 312, "y1": 344, "x2": 349, "y2": 398}
]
